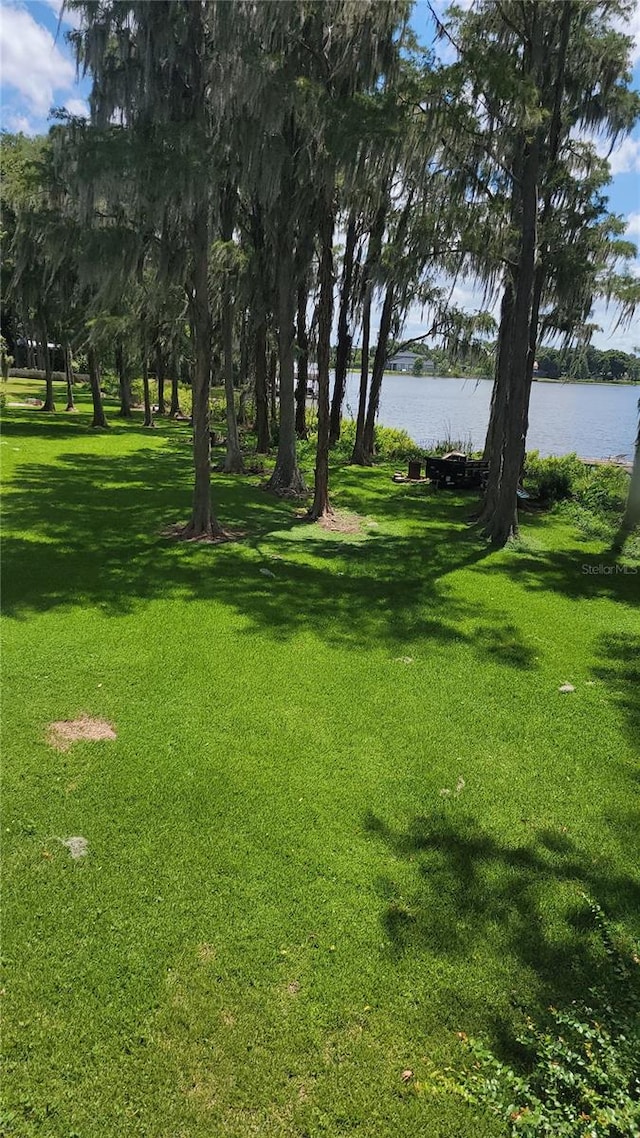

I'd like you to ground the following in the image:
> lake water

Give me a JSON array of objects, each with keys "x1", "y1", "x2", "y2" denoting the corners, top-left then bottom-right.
[{"x1": 339, "y1": 372, "x2": 639, "y2": 460}]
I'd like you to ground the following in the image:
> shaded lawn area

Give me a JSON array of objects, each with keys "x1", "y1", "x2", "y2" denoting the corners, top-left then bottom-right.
[{"x1": 1, "y1": 393, "x2": 639, "y2": 1138}]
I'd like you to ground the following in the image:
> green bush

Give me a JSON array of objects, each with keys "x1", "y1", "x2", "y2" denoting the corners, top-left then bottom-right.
[
  {"x1": 576, "y1": 466, "x2": 628, "y2": 516},
  {"x1": 373, "y1": 423, "x2": 419, "y2": 461},
  {"x1": 522, "y1": 452, "x2": 632, "y2": 544},
  {"x1": 300, "y1": 418, "x2": 420, "y2": 464},
  {"x1": 457, "y1": 899, "x2": 640, "y2": 1137},
  {"x1": 523, "y1": 451, "x2": 585, "y2": 502}
]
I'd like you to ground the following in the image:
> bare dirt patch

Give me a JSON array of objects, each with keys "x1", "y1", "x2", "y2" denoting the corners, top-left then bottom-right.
[
  {"x1": 294, "y1": 509, "x2": 369, "y2": 534},
  {"x1": 62, "y1": 835, "x2": 89, "y2": 859},
  {"x1": 47, "y1": 715, "x2": 116, "y2": 752}
]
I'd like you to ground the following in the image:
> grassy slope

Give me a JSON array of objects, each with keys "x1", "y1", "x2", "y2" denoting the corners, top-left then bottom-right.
[{"x1": 2, "y1": 382, "x2": 639, "y2": 1138}]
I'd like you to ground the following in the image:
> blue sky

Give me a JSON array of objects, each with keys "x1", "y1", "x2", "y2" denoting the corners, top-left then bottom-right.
[{"x1": 1, "y1": 0, "x2": 639, "y2": 350}]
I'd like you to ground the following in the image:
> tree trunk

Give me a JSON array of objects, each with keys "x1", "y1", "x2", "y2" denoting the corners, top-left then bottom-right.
[
  {"x1": 64, "y1": 341, "x2": 75, "y2": 411},
  {"x1": 141, "y1": 349, "x2": 154, "y2": 428},
  {"x1": 308, "y1": 193, "x2": 334, "y2": 520},
  {"x1": 36, "y1": 331, "x2": 46, "y2": 372},
  {"x1": 329, "y1": 211, "x2": 357, "y2": 446},
  {"x1": 266, "y1": 242, "x2": 306, "y2": 495},
  {"x1": 40, "y1": 316, "x2": 55, "y2": 411},
  {"x1": 351, "y1": 282, "x2": 373, "y2": 465},
  {"x1": 239, "y1": 311, "x2": 250, "y2": 389},
  {"x1": 182, "y1": 206, "x2": 224, "y2": 539},
  {"x1": 482, "y1": 139, "x2": 540, "y2": 546},
  {"x1": 362, "y1": 284, "x2": 395, "y2": 463},
  {"x1": 350, "y1": 201, "x2": 387, "y2": 465},
  {"x1": 87, "y1": 346, "x2": 108, "y2": 428},
  {"x1": 238, "y1": 387, "x2": 249, "y2": 427},
  {"x1": 269, "y1": 347, "x2": 278, "y2": 432},
  {"x1": 170, "y1": 351, "x2": 181, "y2": 416},
  {"x1": 254, "y1": 321, "x2": 270, "y2": 452},
  {"x1": 222, "y1": 288, "x2": 244, "y2": 473},
  {"x1": 220, "y1": 181, "x2": 244, "y2": 473},
  {"x1": 116, "y1": 340, "x2": 132, "y2": 418},
  {"x1": 155, "y1": 340, "x2": 166, "y2": 415},
  {"x1": 478, "y1": 282, "x2": 515, "y2": 525},
  {"x1": 295, "y1": 281, "x2": 309, "y2": 439}
]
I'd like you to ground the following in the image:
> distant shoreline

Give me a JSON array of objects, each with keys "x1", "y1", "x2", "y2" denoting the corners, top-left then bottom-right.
[{"x1": 345, "y1": 370, "x2": 639, "y2": 388}]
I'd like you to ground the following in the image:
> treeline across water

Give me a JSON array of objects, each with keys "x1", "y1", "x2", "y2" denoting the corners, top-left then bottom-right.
[{"x1": 340, "y1": 344, "x2": 640, "y2": 383}]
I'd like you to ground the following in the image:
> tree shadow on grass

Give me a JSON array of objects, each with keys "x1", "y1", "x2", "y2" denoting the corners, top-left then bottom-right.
[
  {"x1": 0, "y1": 440, "x2": 546, "y2": 668},
  {"x1": 487, "y1": 544, "x2": 639, "y2": 605},
  {"x1": 364, "y1": 808, "x2": 640, "y2": 1045},
  {"x1": 592, "y1": 631, "x2": 640, "y2": 747},
  {"x1": 592, "y1": 632, "x2": 640, "y2": 856}
]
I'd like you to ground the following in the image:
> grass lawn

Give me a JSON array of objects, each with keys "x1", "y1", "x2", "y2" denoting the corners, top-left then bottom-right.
[{"x1": 2, "y1": 381, "x2": 639, "y2": 1137}]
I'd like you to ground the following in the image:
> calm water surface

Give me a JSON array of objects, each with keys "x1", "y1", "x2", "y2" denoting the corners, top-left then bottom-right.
[{"x1": 340, "y1": 372, "x2": 639, "y2": 460}]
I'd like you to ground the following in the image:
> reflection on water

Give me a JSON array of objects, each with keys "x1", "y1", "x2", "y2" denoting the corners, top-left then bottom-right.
[{"x1": 338, "y1": 372, "x2": 638, "y2": 459}]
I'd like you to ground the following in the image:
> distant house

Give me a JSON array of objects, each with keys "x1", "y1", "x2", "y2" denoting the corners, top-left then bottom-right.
[{"x1": 388, "y1": 350, "x2": 434, "y2": 373}]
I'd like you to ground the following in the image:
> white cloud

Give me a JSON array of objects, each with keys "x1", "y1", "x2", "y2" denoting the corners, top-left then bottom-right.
[
  {"x1": 626, "y1": 212, "x2": 640, "y2": 236},
  {"x1": 65, "y1": 96, "x2": 88, "y2": 117},
  {"x1": 606, "y1": 134, "x2": 640, "y2": 175},
  {"x1": 0, "y1": 3, "x2": 75, "y2": 115},
  {"x1": 5, "y1": 111, "x2": 38, "y2": 135},
  {"x1": 43, "y1": 0, "x2": 83, "y2": 30}
]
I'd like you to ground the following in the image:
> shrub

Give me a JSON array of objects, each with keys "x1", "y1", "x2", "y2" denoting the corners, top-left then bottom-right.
[
  {"x1": 456, "y1": 899, "x2": 640, "y2": 1138},
  {"x1": 522, "y1": 453, "x2": 632, "y2": 544},
  {"x1": 373, "y1": 424, "x2": 419, "y2": 462},
  {"x1": 523, "y1": 451, "x2": 584, "y2": 502},
  {"x1": 300, "y1": 418, "x2": 420, "y2": 464},
  {"x1": 575, "y1": 465, "x2": 628, "y2": 517}
]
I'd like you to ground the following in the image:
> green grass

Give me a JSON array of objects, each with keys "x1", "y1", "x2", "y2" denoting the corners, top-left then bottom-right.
[{"x1": 2, "y1": 380, "x2": 639, "y2": 1138}]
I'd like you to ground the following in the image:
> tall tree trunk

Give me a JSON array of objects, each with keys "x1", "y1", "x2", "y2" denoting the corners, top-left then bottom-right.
[
  {"x1": 269, "y1": 347, "x2": 278, "y2": 432},
  {"x1": 351, "y1": 282, "x2": 373, "y2": 465},
  {"x1": 141, "y1": 346, "x2": 154, "y2": 428},
  {"x1": 361, "y1": 285, "x2": 395, "y2": 463},
  {"x1": 169, "y1": 351, "x2": 181, "y2": 417},
  {"x1": 295, "y1": 281, "x2": 309, "y2": 439},
  {"x1": 513, "y1": 6, "x2": 572, "y2": 486},
  {"x1": 36, "y1": 330, "x2": 46, "y2": 373},
  {"x1": 482, "y1": 138, "x2": 540, "y2": 546},
  {"x1": 350, "y1": 200, "x2": 388, "y2": 465},
  {"x1": 239, "y1": 311, "x2": 250, "y2": 389},
  {"x1": 87, "y1": 346, "x2": 108, "y2": 429},
  {"x1": 479, "y1": 282, "x2": 515, "y2": 524},
  {"x1": 237, "y1": 386, "x2": 249, "y2": 426},
  {"x1": 220, "y1": 181, "x2": 244, "y2": 473},
  {"x1": 254, "y1": 321, "x2": 270, "y2": 452},
  {"x1": 116, "y1": 340, "x2": 132, "y2": 418},
  {"x1": 222, "y1": 288, "x2": 244, "y2": 472},
  {"x1": 40, "y1": 315, "x2": 54, "y2": 411},
  {"x1": 266, "y1": 243, "x2": 306, "y2": 494},
  {"x1": 329, "y1": 211, "x2": 357, "y2": 446},
  {"x1": 182, "y1": 205, "x2": 224, "y2": 538},
  {"x1": 308, "y1": 192, "x2": 334, "y2": 520},
  {"x1": 155, "y1": 339, "x2": 166, "y2": 415},
  {"x1": 64, "y1": 341, "x2": 75, "y2": 411}
]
